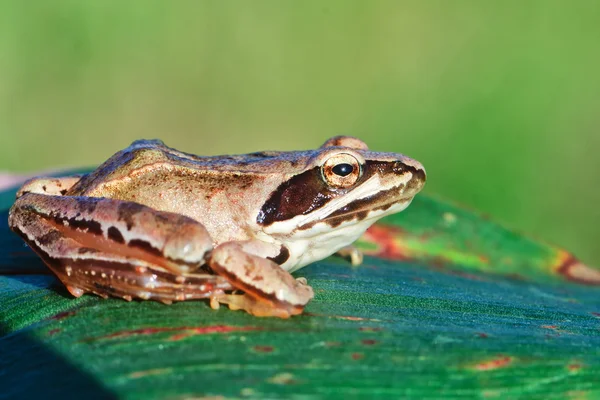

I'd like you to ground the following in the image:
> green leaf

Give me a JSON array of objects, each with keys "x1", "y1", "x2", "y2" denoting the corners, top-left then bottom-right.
[{"x1": 1, "y1": 186, "x2": 599, "y2": 399}]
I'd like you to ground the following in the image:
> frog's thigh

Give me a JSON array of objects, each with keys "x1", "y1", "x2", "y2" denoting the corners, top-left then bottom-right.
[
  {"x1": 11, "y1": 193, "x2": 214, "y2": 273},
  {"x1": 9, "y1": 193, "x2": 233, "y2": 302},
  {"x1": 16, "y1": 175, "x2": 84, "y2": 197},
  {"x1": 208, "y1": 241, "x2": 314, "y2": 318}
]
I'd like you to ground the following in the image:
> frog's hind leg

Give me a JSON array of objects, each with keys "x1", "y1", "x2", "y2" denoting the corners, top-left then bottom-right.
[
  {"x1": 8, "y1": 193, "x2": 233, "y2": 303},
  {"x1": 16, "y1": 175, "x2": 84, "y2": 198},
  {"x1": 207, "y1": 242, "x2": 314, "y2": 318}
]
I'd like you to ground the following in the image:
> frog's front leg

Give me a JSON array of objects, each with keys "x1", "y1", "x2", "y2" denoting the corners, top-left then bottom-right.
[
  {"x1": 9, "y1": 193, "x2": 234, "y2": 303},
  {"x1": 207, "y1": 241, "x2": 314, "y2": 318}
]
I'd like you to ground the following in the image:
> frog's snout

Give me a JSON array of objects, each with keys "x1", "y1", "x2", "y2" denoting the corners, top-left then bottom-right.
[{"x1": 399, "y1": 159, "x2": 426, "y2": 196}]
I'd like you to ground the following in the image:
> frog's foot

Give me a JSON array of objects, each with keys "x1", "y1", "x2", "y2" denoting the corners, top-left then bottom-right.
[
  {"x1": 336, "y1": 245, "x2": 363, "y2": 267},
  {"x1": 207, "y1": 242, "x2": 314, "y2": 318},
  {"x1": 211, "y1": 293, "x2": 300, "y2": 319},
  {"x1": 9, "y1": 193, "x2": 234, "y2": 302}
]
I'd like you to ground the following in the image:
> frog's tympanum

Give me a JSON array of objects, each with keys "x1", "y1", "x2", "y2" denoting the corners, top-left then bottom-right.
[{"x1": 9, "y1": 136, "x2": 425, "y2": 318}]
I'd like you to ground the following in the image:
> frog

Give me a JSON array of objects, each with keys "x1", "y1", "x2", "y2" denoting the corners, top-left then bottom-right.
[{"x1": 8, "y1": 136, "x2": 426, "y2": 318}]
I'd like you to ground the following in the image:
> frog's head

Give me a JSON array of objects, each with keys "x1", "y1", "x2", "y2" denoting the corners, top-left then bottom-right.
[{"x1": 256, "y1": 136, "x2": 426, "y2": 271}]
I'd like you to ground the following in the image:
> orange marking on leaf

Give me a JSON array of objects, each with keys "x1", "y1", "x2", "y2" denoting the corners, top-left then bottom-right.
[
  {"x1": 351, "y1": 353, "x2": 364, "y2": 360},
  {"x1": 541, "y1": 325, "x2": 558, "y2": 330},
  {"x1": 568, "y1": 363, "x2": 583, "y2": 372},
  {"x1": 363, "y1": 224, "x2": 408, "y2": 260},
  {"x1": 47, "y1": 328, "x2": 61, "y2": 336},
  {"x1": 554, "y1": 250, "x2": 600, "y2": 285},
  {"x1": 476, "y1": 332, "x2": 488, "y2": 338},
  {"x1": 474, "y1": 355, "x2": 513, "y2": 371},
  {"x1": 169, "y1": 325, "x2": 260, "y2": 341}
]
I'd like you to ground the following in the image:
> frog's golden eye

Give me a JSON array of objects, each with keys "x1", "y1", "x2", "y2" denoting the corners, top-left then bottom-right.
[{"x1": 321, "y1": 154, "x2": 361, "y2": 188}]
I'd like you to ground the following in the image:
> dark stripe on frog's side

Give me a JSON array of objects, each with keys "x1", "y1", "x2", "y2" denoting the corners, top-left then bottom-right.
[
  {"x1": 267, "y1": 246, "x2": 290, "y2": 265},
  {"x1": 48, "y1": 212, "x2": 104, "y2": 236},
  {"x1": 107, "y1": 226, "x2": 125, "y2": 244},
  {"x1": 12, "y1": 201, "x2": 104, "y2": 237},
  {"x1": 128, "y1": 238, "x2": 163, "y2": 257},
  {"x1": 117, "y1": 202, "x2": 147, "y2": 231}
]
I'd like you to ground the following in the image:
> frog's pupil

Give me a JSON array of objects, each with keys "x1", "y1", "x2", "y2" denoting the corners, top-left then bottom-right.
[{"x1": 332, "y1": 163, "x2": 353, "y2": 177}]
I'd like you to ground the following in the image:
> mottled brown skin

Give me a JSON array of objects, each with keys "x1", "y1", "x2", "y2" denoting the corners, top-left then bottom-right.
[{"x1": 8, "y1": 136, "x2": 426, "y2": 317}]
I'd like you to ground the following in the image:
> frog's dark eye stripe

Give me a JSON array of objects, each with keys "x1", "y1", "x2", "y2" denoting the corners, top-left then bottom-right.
[
  {"x1": 257, "y1": 158, "x2": 425, "y2": 227},
  {"x1": 332, "y1": 163, "x2": 354, "y2": 177}
]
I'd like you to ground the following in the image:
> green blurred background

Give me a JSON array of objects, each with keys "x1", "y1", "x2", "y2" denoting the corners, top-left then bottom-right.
[{"x1": 1, "y1": 1, "x2": 598, "y2": 264}]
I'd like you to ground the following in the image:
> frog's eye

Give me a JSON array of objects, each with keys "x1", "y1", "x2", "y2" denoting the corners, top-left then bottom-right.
[{"x1": 321, "y1": 154, "x2": 361, "y2": 188}]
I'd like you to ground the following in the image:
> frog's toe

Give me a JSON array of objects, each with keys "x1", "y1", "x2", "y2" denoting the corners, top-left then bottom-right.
[
  {"x1": 214, "y1": 294, "x2": 297, "y2": 319},
  {"x1": 295, "y1": 277, "x2": 308, "y2": 285},
  {"x1": 336, "y1": 245, "x2": 364, "y2": 267},
  {"x1": 66, "y1": 285, "x2": 85, "y2": 298}
]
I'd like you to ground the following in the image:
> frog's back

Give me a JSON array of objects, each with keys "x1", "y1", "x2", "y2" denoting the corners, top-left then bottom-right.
[
  {"x1": 64, "y1": 139, "x2": 291, "y2": 242},
  {"x1": 69, "y1": 139, "x2": 309, "y2": 197}
]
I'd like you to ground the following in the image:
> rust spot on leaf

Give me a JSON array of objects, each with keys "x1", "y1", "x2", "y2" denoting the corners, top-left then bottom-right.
[
  {"x1": 359, "y1": 327, "x2": 383, "y2": 332},
  {"x1": 541, "y1": 325, "x2": 558, "y2": 330},
  {"x1": 253, "y1": 345, "x2": 274, "y2": 353},
  {"x1": 51, "y1": 310, "x2": 77, "y2": 320},
  {"x1": 473, "y1": 355, "x2": 513, "y2": 371},
  {"x1": 568, "y1": 363, "x2": 583, "y2": 372},
  {"x1": 83, "y1": 325, "x2": 261, "y2": 342},
  {"x1": 361, "y1": 339, "x2": 378, "y2": 346}
]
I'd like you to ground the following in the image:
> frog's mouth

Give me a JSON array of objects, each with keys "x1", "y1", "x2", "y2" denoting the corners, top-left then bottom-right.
[{"x1": 298, "y1": 182, "x2": 415, "y2": 231}]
